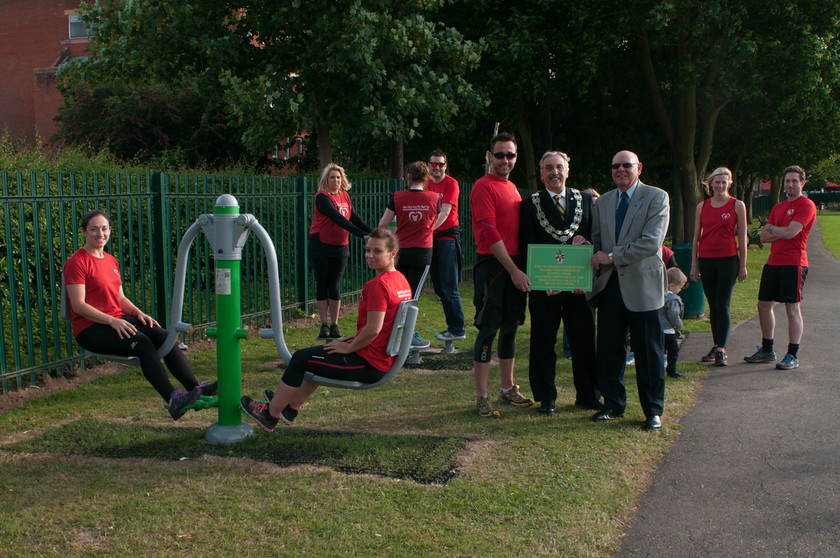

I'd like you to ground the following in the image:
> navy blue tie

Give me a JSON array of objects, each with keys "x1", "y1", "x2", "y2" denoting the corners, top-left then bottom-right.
[{"x1": 615, "y1": 191, "x2": 629, "y2": 242}]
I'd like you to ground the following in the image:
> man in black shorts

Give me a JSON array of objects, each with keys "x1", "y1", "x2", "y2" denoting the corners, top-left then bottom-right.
[{"x1": 744, "y1": 165, "x2": 816, "y2": 370}]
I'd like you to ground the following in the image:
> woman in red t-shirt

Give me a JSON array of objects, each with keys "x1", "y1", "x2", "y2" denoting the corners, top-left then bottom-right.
[
  {"x1": 690, "y1": 167, "x2": 748, "y2": 366},
  {"x1": 309, "y1": 163, "x2": 372, "y2": 340},
  {"x1": 64, "y1": 210, "x2": 214, "y2": 420},
  {"x1": 240, "y1": 228, "x2": 412, "y2": 432}
]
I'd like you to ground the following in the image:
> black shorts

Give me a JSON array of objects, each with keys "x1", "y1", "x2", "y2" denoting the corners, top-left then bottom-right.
[{"x1": 758, "y1": 265, "x2": 808, "y2": 303}]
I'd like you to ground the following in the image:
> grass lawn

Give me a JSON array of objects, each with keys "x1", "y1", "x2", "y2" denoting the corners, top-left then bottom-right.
[
  {"x1": 0, "y1": 235, "x2": 783, "y2": 557},
  {"x1": 817, "y1": 210, "x2": 840, "y2": 258}
]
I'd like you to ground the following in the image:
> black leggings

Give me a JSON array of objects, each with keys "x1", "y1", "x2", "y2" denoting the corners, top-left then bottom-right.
[
  {"x1": 698, "y1": 256, "x2": 739, "y2": 348},
  {"x1": 664, "y1": 332, "x2": 680, "y2": 375},
  {"x1": 473, "y1": 322, "x2": 518, "y2": 363},
  {"x1": 281, "y1": 345, "x2": 383, "y2": 387},
  {"x1": 397, "y1": 262, "x2": 428, "y2": 298},
  {"x1": 310, "y1": 254, "x2": 348, "y2": 301},
  {"x1": 76, "y1": 316, "x2": 198, "y2": 401}
]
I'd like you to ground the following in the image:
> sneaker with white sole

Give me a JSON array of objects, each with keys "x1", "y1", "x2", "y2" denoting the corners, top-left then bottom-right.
[
  {"x1": 240, "y1": 396, "x2": 279, "y2": 432},
  {"x1": 499, "y1": 385, "x2": 533, "y2": 407},
  {"x1": 411, "y1": 332, "x2": 431, "y2": 349},
  {"x1": 435, "y1": 330, "x2": 466, "y2": 341}
]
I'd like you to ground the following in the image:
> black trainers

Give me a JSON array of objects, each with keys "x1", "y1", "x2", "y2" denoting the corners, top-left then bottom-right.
[
  {"x1": 744, "y1": 347, "x2": 776, "y2": 363},
  {"x1": 167, "y1": 386, "x2": 201, "y2": 420},
  {"x1": 317, "y1": 323, "x2": 330, "y2": 339},
  {"x1": 197, "y1": 380, "x2": 218, "y2": 397},
  {"x1": 714, "y1": 348, "x2": 728, "y2": 367},
  {"x1": 701, "y1": 346, "x2": 717, "y2": 362},
  {"x1": 240, "y1": 396, "x2": 279, "y2": 432},
  {"x1": 263, "y1": 389, "x2": 298, "y2": 425},
  {"x1": 329, "y1": 323, "x2": 342, "y2": 338}
]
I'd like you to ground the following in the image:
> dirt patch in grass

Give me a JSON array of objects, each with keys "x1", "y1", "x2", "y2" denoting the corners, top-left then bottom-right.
[{"x1": 3, "y1": 417, "x2": 470, "y2": 484}]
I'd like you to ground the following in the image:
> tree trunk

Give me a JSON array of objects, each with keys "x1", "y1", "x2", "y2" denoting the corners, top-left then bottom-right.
[
  {"x1": 770, "y1": 175, "x2": 782, "y2": 205},
  {"x1": 389, "y1": 137, "x2": 404, "y2": 180},
  {"x1": 316, "y1": 118, "x2": 332, "y2": 169},
  {"x1": 665, "y1": 88, "x2": 698, "y2": 244}
]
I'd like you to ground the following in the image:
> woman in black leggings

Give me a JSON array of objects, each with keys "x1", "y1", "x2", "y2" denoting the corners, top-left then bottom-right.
[
  {"x1": 308, "y1": 163, "x2": 371, "y2": 339},
  {"x1": 64, "y1": 210, "x2": 216, "y2": 420},
  {"x1": 240, "y1": 228, "x2": 412, "y2": 432},
  {"x1": 690, "y1": 167, "x2": 748, "y2": 366}
]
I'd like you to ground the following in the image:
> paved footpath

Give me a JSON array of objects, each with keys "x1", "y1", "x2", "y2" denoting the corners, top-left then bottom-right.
[{"x1": 617, "y1": 222, "x2": 840, "y2": 557}]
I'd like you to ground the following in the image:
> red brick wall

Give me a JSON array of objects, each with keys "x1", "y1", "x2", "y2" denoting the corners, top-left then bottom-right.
[{"x1": 0, "y1": 0, "x2": 85, "y2": 143}]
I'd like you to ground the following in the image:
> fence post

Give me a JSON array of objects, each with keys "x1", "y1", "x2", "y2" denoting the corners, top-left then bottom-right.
[
  {"x1": 295, "y1": 176, "x2": 310, "y2": 316},
  {"x1": 151, "y1": 172, "x2": 167, "y2": 324}
]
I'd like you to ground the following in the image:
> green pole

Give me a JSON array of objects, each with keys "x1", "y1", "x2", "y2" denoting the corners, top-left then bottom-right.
[
  {"x1": 214, "y1": 257, "x2": 244, "y2": 425},
  {"x1": 205, "y1": 195, "x2": 253, "y2": 443}
]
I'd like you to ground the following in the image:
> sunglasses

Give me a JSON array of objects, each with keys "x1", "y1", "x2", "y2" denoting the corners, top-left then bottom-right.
[
  {"x1": 429, "y1": 161, "x2": 446, "y2": 168},
  {"x1": 492, "y1": 152, "x2": 517, "y2": 160},
  {"x1": 611, "y1": 162, "x2": 638, "y2": 170}
]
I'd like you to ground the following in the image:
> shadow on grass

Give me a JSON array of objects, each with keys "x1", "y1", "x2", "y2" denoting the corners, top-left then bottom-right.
[{"x1": 2, "y1": 417, "x2": 469, "y2": 484}]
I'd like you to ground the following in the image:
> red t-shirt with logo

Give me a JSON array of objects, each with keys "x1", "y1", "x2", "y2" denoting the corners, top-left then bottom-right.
[
  {"x1": 388, "y1": 189, "x2": 440, "y2": 249},
  {"x1": 767, "y1": 195, "x2": 817, "y2": 266},
  {"x1": 63, "y1": 248, "x2": 123, "y2": 337},
  {"x1": 355, "y1": 270, "x2": 413, "y2": 371},
  {"x1": 426, "y1": 175, "x2": 459, "y2": 237},
  {"x1": 698, "y1": 198, "x2": 739, "y2": 258},
  {"x1": 309, "y1": 190, "x2": 353, "y2": 245},
  {"x1": 470, "y1": 173, "x2": 522, "y2": 256}
]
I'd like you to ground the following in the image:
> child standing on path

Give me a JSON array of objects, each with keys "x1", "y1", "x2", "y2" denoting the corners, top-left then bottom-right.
[{"x1": 661, "y1": 267, "x2": 687, "y2": 379}]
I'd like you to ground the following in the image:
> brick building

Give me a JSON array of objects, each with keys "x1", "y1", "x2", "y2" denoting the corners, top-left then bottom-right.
[{"x1": 0, "y1": 0, "x2": 88, "y2": 143}]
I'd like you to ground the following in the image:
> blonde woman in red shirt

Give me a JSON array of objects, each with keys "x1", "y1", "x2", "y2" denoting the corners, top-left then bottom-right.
[
  {"x1": 308, "y1": 163, "x2": 372, "y2": 339},
  {"x1": 690, "y1": 167, "x2": 748, "y2": 366}
]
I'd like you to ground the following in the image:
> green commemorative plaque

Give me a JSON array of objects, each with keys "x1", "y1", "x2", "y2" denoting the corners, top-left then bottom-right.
[{"x1": 526, "y1": 244, "x2": 593, "y2": 291}]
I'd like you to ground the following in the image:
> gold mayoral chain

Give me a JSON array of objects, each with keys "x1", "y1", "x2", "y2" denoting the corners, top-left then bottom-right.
[{"x1": 531, "y1": 188, "x2": 583, "y2": 243}]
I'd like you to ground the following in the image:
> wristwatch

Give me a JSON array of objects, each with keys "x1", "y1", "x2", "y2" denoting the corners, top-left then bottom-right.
[
  {"x1": 768, "y1": 224, "x2": 774, "y2": 232},
  {"x1": 608, "y1": 252, "x2": 614, "y2": 263}
]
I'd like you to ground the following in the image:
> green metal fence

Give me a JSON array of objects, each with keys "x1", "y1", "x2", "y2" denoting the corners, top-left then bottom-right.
[{"x1": 0, "y1": 170, "x2": 478, "y2": 393}]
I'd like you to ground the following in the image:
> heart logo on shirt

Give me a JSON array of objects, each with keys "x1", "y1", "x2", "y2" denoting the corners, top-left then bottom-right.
[
  {"x1": 408, "y1": 211, "x2": 422, "y2": 222},
  {"x1": 721, "y1": 213, "x2": 731, "y2": 219},
  {"x1": 787, "y1": 209, "x2": 795, "y2": 215},
  {"x1": 340, "y1": 207, "x2": 349, "y2": 218}
]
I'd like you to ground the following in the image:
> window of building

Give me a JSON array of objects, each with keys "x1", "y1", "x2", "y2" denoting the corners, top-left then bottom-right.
[{"x1": 68, "y1": 14, "x2": 90, "y2": 39}]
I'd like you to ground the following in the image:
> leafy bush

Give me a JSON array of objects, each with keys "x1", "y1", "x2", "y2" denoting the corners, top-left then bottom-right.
[{"x1": 54, "y1": 81, "x2": 254, "y2": 170}]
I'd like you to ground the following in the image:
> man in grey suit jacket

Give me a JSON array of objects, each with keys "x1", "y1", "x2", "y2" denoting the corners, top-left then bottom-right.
[{"x1": 588, "y1": 150, "x2": 670, "y2": 430}]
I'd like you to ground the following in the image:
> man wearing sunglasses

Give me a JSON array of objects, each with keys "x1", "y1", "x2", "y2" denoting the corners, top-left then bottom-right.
[
  {"x1": 588, "y1": 150, "x2": 669, "y2": 431},
  {"x1": 469, "y1": 132, "x2": 533, "y2": 418},
  {"x1": 426, "y1": 150, "x2": 466, "y2": 343},
  {"x1": 520, "y1": 151, "x2": 602, "y2": 416}
]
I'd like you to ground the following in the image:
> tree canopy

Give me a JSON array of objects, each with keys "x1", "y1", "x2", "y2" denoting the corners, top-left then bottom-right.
[{"x1": 58, "y1": 0, "x2": 840, "y2": 235}]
